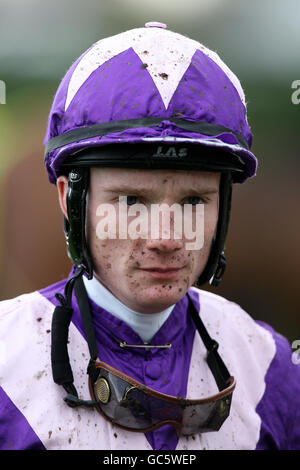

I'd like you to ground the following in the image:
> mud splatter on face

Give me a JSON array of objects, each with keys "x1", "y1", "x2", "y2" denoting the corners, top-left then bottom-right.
[{"x1": 88, "y1": 167, "x2": 219, "y2": 313}]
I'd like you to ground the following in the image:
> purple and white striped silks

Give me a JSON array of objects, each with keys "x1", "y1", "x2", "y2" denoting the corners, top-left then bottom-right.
[{"x1": 0, "y1": 279, "x2": 299, "y2": 450}]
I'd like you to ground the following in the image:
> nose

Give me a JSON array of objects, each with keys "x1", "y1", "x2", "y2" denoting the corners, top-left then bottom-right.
[
  {"x1": 145, "y1": 236, "x2": 184, "y2": 253},
  {"x1": 145, "y1": 203, "x2": 185, "y2": 253}
]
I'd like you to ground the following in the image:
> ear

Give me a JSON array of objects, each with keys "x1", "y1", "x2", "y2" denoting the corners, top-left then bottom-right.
[{"x1": 56, "y1": 175, "x2": 69, "y2": 220}]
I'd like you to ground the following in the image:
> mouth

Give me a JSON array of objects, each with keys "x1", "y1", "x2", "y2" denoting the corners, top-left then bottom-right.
[{"x1": 139, "y1": 266, "x2": 184, "y2": 279}]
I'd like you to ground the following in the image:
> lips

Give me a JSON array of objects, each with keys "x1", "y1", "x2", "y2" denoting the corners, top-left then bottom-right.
[
  {"x1": 142, "y1": 267, "x2": 183, "y2": 272},
  {"x1": 139, "y1": 266, "x2": 184, "y2": 279}
]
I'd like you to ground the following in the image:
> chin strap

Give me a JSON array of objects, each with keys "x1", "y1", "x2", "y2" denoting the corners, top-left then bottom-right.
[
  {"x1": 209, "y1": 251, "x2": 227, "y2": 287},
  {"x1": 196, "y1": 172, "x2": 232, "y2": 287}
]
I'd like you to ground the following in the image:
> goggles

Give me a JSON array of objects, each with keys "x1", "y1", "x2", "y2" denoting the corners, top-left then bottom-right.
[
  {"x1": 88, "y1": 360, "x2": 235, "y2": 436},
  {"x1": 51, "y1": 271, "x2": 236, "y2": 436}
]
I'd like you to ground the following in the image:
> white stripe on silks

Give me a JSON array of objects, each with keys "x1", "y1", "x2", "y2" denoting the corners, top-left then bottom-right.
[
  {"x1": 176, "y1": 287, "x2": 276, "y2": 450},
  {"x1": 64, "y1": 27, "x2": 246, "y2": 111}
]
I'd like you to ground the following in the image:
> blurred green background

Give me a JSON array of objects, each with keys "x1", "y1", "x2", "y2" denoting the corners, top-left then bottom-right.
[{"x1": 0, "y1": 0, "x2": 299, "y2": 342}]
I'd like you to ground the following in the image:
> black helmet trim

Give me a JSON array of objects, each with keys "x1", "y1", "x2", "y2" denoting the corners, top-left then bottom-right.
[
  {"x1": 45, "y1": 117, "x2": 249, "y2": 156},
  {"x1": 59, "y1": 143, "x2": 245, "y2": 180}
]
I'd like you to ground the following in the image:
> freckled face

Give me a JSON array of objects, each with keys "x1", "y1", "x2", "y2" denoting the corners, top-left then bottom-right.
[{"x1": 87, "y1": 168, "x2": 220, "y2": 313}]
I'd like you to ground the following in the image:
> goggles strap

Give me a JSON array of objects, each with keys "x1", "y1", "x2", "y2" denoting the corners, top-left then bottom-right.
[
  {"x1": 51, "y1": 267, "x2": 99, "y2": 408},
  {"x1": 74, "y1": 276, "x2": 98, "y2": 361},
  {"x1": 186, "y1": 292, "x2": 230, "y2": 390},
  {"x1": 51, "y1": 304, "x2": 76, "y2": 387},
  {"x1": 74, "y1": 276, "x2": 101, "y2": 383},
  {"x1": 51, "y1": 266, "x2": 85, "y2": 387},
  {"x1": 63, "y1": 393, "x2": 97, "y2": 408}
]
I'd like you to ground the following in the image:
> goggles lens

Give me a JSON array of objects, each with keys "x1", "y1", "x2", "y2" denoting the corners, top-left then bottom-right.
[{"x1": 89, "y1": 361, "x2": 235, "y2": 435}]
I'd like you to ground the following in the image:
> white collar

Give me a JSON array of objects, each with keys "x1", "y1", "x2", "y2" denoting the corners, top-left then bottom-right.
[{"x1": 82, "y1": 275, "x2": 175, "y2": 343}]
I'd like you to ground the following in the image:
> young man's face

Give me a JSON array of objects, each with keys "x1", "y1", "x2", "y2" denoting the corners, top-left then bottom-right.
[{"x1": 85, "y1": 167, "x2": 220, "y2": 313}]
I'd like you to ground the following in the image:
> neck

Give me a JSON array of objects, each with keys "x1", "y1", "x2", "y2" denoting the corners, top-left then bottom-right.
[{"x1": 82, "y1": 275, "x2": 175, "y2": 343}]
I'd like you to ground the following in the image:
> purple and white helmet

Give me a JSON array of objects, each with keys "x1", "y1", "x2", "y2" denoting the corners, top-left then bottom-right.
[{"x1": 44, "y1": 23, "x2": 257, "y2": 184}]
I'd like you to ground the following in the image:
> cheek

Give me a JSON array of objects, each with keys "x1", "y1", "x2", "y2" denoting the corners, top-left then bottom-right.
[
  {"x1": 187, "y1": 204, "x2": 218, "y2": 282},
  {"x1": 87, "y1": 200, "x2": 142, "y2": 276},
  {"x1": 90, "y1": 239, "x2": 123, "y2": 277},
  {"x1": 89, "y1": 235, "x2": 142, "y2": 285},
  {"x1": 86, "y1": 206, "x2": 114, "y2": 276},
  {"x1": 204, "y1": 203, "x2": 219, "y2": 238}
]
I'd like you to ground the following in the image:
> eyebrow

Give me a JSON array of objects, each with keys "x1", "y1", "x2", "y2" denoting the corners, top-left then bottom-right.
[
  {"x1": 104, "y1": 185, "x2": 156, "y2": 196},
  {"x1": 103, "y1": 184, "x2": 219, "y2": 196}
]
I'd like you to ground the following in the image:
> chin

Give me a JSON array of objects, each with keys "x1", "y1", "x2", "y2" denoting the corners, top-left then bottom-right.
[{"x1": 130, "y1": 286, "x2": 187, "y2": 313}]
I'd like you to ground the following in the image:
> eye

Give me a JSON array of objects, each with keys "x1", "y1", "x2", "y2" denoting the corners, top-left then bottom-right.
[
  {"x1": 125, "y1": 195, "x2": 140, "y2": 206},
  {"x1": 185, "y1": 196, "x2": 204, "y2": 206}
]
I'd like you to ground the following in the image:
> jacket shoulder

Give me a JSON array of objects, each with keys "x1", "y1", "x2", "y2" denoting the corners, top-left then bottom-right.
[{"x1": 0, "y1": 290, "x2": 54, "y2": 320}]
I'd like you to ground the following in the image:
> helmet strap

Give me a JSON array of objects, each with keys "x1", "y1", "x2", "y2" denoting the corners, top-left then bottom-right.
[
  {"x1": 195, "y1": 172, "x2": 232, "y2": 286},
  {"x1": 64, "y1": 167, "x2": 93, "y2": 278}
]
